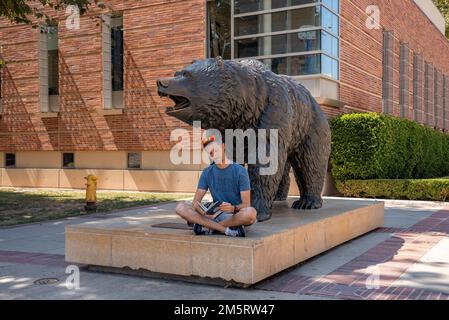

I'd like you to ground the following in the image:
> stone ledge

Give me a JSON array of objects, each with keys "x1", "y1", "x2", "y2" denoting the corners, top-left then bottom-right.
[
  {"x1": 98, "y1": 109, "x2": 124, "y2": 116},
  {"x1": 36, "y1": 112, "x2": 59, "y2": 118},
  {"x1": 65, "y1": 198, "x2": 384, "y2": 285}
]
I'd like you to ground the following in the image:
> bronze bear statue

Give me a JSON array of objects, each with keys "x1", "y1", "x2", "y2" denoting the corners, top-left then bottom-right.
[{"x1": 157, "y1": 57, "x2": 331, "y2": 222}]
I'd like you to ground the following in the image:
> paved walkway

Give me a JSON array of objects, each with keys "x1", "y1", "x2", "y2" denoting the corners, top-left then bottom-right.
[{"x1": 0, "y1": 197, "x2": 448, "y2": 300}]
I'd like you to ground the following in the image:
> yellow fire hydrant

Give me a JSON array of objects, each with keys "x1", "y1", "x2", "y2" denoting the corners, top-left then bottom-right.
[{"x1": 84, "y1": 174, "x2": 98, "y2": 212}]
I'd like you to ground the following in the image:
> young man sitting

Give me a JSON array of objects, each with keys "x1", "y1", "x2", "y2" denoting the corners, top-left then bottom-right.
[{"x1": 175, "y1": 135, "x2": 257, "y2": 237}]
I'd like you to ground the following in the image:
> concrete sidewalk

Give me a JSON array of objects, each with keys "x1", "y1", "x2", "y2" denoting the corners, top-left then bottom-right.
[{"x1": 0, "y1": 197, "x2": 448, "y2": 300}]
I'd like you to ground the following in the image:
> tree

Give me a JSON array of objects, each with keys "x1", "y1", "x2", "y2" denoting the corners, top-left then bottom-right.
[
  {"x1": 433, "y1": 0, "x2": 449, "y2": 38},
  {"x1": 0, "y1": 0, "x2": 104, "y2": 26}
]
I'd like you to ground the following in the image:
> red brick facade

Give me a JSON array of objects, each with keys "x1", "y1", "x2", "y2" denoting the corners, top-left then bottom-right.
[
  {"x1": 0, "y1": 0, "x2": 205, "y2": 152},
  {"x1": 0, "y1": 0, "x2": 448, "y2": 155},
  {"x1": 340, "y1": 0, "x2": 449, "y2": 131}
]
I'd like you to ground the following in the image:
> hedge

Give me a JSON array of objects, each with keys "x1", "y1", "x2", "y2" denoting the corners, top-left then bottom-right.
[
  {"x1": 330, "y1": 113, "x2": 449, "y2": 180},
  {"x1": 336, "y1": 179, "x2": 449, "y2": 202}
]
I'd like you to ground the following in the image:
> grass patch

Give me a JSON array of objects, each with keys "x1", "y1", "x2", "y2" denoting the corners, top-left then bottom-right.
[
  {"x1": 0, "y1": 188, "x2": 192, "y2": 227},
  {"x1": 336, "y1": 178, "x2": 449, "y2": 202}
]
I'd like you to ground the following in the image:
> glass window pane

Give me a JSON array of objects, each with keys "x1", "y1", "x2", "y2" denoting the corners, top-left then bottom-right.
[
  {"x1": 63, "y1": 153, "x2": 75, "y2": 168},
  {"x1": 321, "y1": 31, "x2": 338, "y2": 58},
  {"x1": 5, "y1": 153, "x2": 15, "y2": 167},
  {"x1": 47, "y1": 26, "x2": 58, "y2": 51},
  {"x1": 47, "y1": 25, "x2": 59, "y2": 96},
  {"x1": 235, "y1": 30, "x2": 320, "y2": 57},
  {"x1": 207, "y1": 0, "x2": 231, "y2": 59},
  {"x1": 321, "y1": 7, "x2": 339, "y2": 35},
  {"x1": 234, "y1": 0, "x2": 320, "y2": 14},
  {"x1": 322, "y1": 0, "x2": 339, "y2": 13},
  {"x1": 260, "y1": 54, "x2": 320, "y2": 76},
  {"x1": 111, "y1": 16, "x2": 124, "y2": 92},
  {"x1": 127, "y1": 153, "x2": 141, "y2": 169},
  {"x1": 48, "y1": 50, "x2": 59, "y2": 95},
  {"x1": 235, "y1": 6, "x2": 321, "y2": 36},
  {"x1": 321, "y1": 55, "x2": 338, "y2": 79}
]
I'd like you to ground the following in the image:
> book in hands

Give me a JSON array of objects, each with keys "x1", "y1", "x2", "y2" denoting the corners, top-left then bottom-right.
[{"x1": 199, "y1": 201, "x2": 223, "y2": 216}]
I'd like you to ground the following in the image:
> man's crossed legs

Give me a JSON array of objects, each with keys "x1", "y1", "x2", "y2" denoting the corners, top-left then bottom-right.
[{"x1": 175, "y1": 202, "x2": 257, "y2": 237}]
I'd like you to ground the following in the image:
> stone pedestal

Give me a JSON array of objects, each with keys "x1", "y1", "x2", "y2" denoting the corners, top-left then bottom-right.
[{"x1": 66, "y1": 198, "x2": 384, "y2": 286}]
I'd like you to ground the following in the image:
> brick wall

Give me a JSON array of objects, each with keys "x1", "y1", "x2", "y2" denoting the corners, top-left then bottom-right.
[
  {"x1": 0, "y1": 0, "x2": 205, "y2": 152},
  {"x1": 1, "y1": 0, "x2": 449, "y2": 156},
  {"x1": 340, "y1": 0, "x2": 449, "y2": 131}
]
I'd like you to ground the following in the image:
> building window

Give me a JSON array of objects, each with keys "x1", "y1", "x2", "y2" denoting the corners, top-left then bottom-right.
[
  {"x1": 102, "y1": 14, "x2": 124, "y2": 109},
  {"x1": 127, "y1": 152, "x2": 141, "y2": 169},
  {"x1": 443, "y1": 76, "x2": 449, "y2": 131},
  {"x1": 62, "y1": 153, "x2": 75, "y2": 168},
  {"x1": 5, "y1": 153, "x2": 15, "y2": 168},
  {"x1": 399, "y1": 43, "x2": 410, "y2": 119},
  {"x1": 207, "y1": 0, "x2": 231, "y2": 59},
  {"x1": 424, "y1": 62, "x2": 434, "y2": 126},
  {"x1": 111, "y1": 16, "x2": 124, "y2": 92},
  {"x1": 434, "y1": 69, "x2": 438, "y2": 128},
  {"x1": 48, "y1": 25, "x2": 59, "y2": 96},
  {"x1": 232, "y1": 0, "x2": 340, "y2": 79},
  {"x1": 39, "y1": 24, "x2": 59, "y2": 113},
  {"x1": 413, "y1": 53, "x2": 423, "y2": 122},
  {"x1": 382, "y1": 31, "x2": 394, "y2": 114},
  {"x1": 433, "y1": 68, "x2": 444, "y2": 129}
]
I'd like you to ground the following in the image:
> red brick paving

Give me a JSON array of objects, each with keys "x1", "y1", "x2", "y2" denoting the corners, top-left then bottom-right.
[
  {"x1": 256, "y1": 209, "x2": 449, "y2": 300},
  {"x1": 1, "y1": 210, "x2": 448, "y2": 299}
]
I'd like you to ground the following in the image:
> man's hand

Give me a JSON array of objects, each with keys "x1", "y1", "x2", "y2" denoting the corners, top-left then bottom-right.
[
  {"x1": 192, "y1": 189, "x2": 207, "y2": 215},
  {"x1": 192, "y1": 200, "x2": 206, "y2": 215},
  {"x1": 219, "y1": 202, "x2": 235, "y2": 213}
]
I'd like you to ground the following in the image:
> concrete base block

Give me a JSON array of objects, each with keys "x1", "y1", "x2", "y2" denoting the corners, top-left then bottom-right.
[{"x1": 65, "y1": 198, "x2": 384, "y2": 286}]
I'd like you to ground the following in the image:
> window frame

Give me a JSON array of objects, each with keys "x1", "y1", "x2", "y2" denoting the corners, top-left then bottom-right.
[
  {"x1": 231, "y1": 0, "x2": 340, "y2": 80},
  {"x1": 5, "y1": 153, "x2": 16, "y2": 168},
  {"x1": 127, "y1": 152, "x2": 142, "y2": 170},
  {"x1": 62, "y1": 152, "x2": 75, "y2": 169},
  {"x1": 399, "y1": 43, "x2": 410, "y2": 119}
]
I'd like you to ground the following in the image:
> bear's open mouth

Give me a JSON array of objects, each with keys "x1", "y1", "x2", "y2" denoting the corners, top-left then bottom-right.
[{"x1": 160, "y1": 93, "x2": 191, "y2": 112}]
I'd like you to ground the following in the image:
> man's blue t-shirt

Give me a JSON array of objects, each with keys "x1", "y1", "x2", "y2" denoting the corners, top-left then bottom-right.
[{"x1": 197, "y1": 163, "x2": 251, "y2": 206}]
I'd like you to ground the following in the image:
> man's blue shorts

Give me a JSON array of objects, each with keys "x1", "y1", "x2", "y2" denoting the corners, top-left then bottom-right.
[{"x1": 202, "y1": 201, "x2": 256, "y2": 227}]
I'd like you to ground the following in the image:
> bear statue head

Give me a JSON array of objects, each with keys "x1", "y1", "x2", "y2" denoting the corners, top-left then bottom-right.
[{"x1": 157, "y1": 57, "x2": 268, "y2": 130}]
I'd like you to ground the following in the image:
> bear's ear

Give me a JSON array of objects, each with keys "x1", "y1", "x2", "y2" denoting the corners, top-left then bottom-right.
[{"x1": 215, "y1": 56, "x2": 224, "y2": 70}]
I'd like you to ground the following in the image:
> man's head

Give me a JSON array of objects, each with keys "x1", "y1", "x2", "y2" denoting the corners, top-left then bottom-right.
[{"x1": 203, "y1": 135, "x2": 228, "y2": 164}]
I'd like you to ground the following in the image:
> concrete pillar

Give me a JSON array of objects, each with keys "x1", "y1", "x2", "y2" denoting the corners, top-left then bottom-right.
[{"x1": 262, "y1": 0, "x2": 272, "y2": 68}]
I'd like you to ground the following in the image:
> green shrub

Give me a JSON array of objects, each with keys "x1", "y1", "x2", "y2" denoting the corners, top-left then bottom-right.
[
  {"x1": 330, "y1": 113, "x2": 449, "y2": 180},
  {"x1": 336, "y1": 179, "x2": 449, "y2": 202}
]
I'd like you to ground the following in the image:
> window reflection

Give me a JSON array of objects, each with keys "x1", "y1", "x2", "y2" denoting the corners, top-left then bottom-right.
[
  {"x1": 235, "y1": 30, "x2": 321, "y2": 57},
  {"x1": 321, "y1": 7, "x2": 339, "y2": 35},
  {"x1": 261, "y1": 54, "x2": 321, "y2": 76},
  {"x1": 235, "y1": 6, "x2": 321, "y2": 36},
  {"x1": 208, "y1": 0, "x2": 232, "y2": 59},
  {"x1": 232, "y1": 0, "x2": 340, "y2": 79},
  {"x1": 322, "y1": 0, "x2": 339, "y2": 13},
  {"x1": 234, "y1": 0, "x2": 321, "y2": 14},
  {"x1": 321, "y1": 55, "x2": 339, "y2": 78}
]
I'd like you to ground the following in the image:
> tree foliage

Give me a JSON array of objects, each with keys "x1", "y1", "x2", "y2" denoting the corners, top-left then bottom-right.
[
  {"x1": 433, "y1": 0, "x2": 449, "y2": 38},
  {"x1": 0, "y1": 0, "x2": 104, "y2": 25}
]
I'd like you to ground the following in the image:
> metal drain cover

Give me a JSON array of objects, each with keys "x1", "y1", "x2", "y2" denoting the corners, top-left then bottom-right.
[{"x1": 34, "y1": 278, "x2": 60, "y2": 285}]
